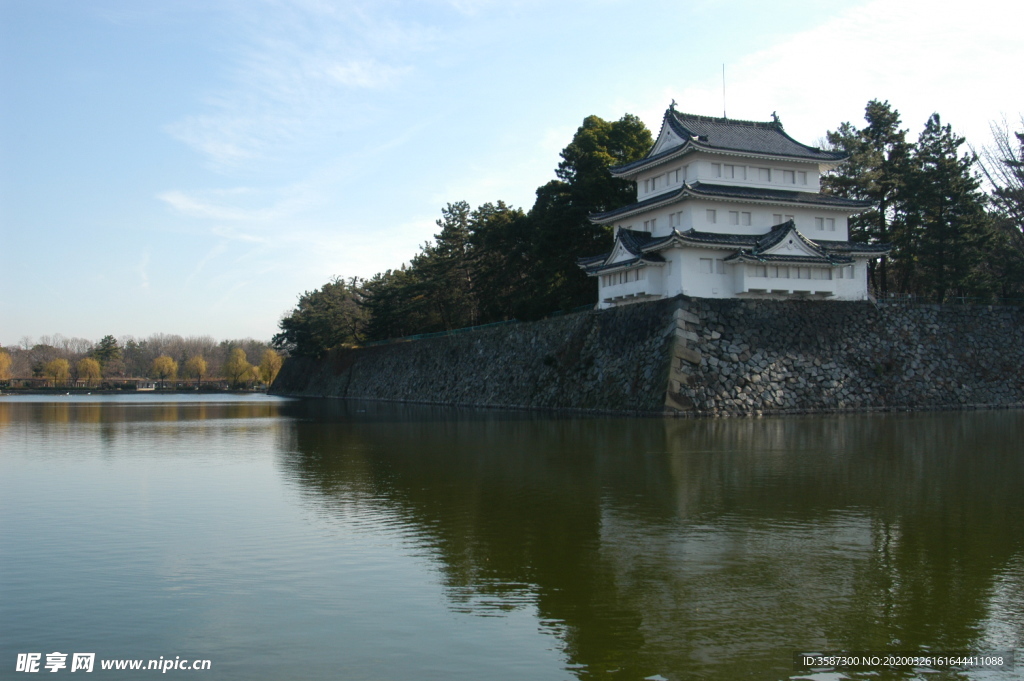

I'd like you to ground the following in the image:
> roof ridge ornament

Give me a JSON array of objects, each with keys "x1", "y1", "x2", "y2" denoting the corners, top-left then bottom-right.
[{"x1": 670, "y1": 99, "x2": 677, "y2": 112}]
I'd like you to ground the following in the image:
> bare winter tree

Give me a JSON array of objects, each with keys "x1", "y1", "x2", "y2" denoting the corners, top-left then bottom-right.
[{"x1": 974, "y1": 116, "x2": 1024, "y2": 244}]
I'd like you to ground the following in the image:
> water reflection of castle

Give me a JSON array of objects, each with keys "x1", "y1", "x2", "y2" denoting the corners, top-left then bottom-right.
[{"x1": 279, "y1": 402, "x2": 1024, "y2": 679}]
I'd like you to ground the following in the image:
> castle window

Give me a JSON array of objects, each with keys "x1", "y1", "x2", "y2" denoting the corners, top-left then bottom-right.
[
  {"x1": 798, "y1": 171, "x2": 808, "y2": 185},
  {"x1": 715, "y1": 259, "x2": 725, "y2": 274},
  {"x1": 773, "y1": 214, "x2": 783, "y2": 224},
  {"x1": 669, "y1": 211, "x2": 683, "y2": 227},
  {"x1": 784, "y1": 170, "x2": 796, "y2": 184},
  {"x1": 741, "y1": 212, "x2": 752, "y2": 226},
  {"x1": 826, "y1": 218, "x2": 836, "y2": 231},
  {"x1": 758, "y1": 167, "x2": 771, "y2": 182},
  {"x1": 729, "y1": 211, "x2": 740, "y2": 225},
  {"x1": 815, "y1": 217, "x2": 825, "y2": 230},
  {"x1": 711, "y1": 163, "x2": 722, "y2": 177},
  {"x1": 700, "y1": 258, "x2": 713, "y2": 274},
  {"x1": 706, "y1": 209, "x2": 717, "y2": 224}
]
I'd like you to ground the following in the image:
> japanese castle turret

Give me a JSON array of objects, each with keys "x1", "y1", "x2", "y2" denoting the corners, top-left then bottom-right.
[{"x1": 579, "y1": 106, "x2": 889, "y2": 307}]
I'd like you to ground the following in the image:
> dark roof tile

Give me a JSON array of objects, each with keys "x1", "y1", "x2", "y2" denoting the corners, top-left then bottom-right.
[
  {"x1": 590, "y1": 182, "x2": 870, "y2": 223},
  {"x1": 611, "y1": 109, "x2": 845, "y2": 174}
]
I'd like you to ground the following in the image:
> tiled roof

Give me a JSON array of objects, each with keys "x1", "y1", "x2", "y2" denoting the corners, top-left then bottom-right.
[
  {"x1": 577, "y1": 228, "x2": 665, "y2": 274},
  {"x1": 617, "y1": 227, "x2": 657, "y2": 255},
  {"x1": 685, "y1": 183, "x2": 871, "y2": 208},
  {"x1": 724, "y1": 252, "x2": 850, "y2": 265},
  {"x1": 643, "y1": 221, "x2": 889, "y2": 261},
  {"x1": 666, "y1": 111, "x2": 845, "y2": 161},
  {"x1": 580, "y1": 222, "x2": 890, "y2": 275},
  {"x1": 588, "y1": 189, "x2": 682, "y2": 222},
  {"x1": 580, "y1": 254, "x2": 666, "y2": 274},
  {"x1": 647, "y1": 230, "x2": 760, "y2": 248},
  {"x1": 589, "y1": 182, "x2": 870, "y2": 223},
  {"x1": 611, "y1": 109, "x2": 845, "y2": 175},
  {"x1": 813, "y1": 239, "x2": 892, "y2": 254}
]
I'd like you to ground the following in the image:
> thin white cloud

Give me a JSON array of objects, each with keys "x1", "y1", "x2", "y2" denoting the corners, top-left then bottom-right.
[
  {"x1": 164, "y1": 1, "x2": 433, "y2": 168},
  {"x1": 211, "y1": 226, "x2": 271, "y2": 245},
  {"x1": 646, "y1": 0, "x2": 1023, "y2": 147},
  {"x1": 136, "y1": 249, "x2": 151, "y2": 289},
  {"x1": 159, "y1": 189, "x2": 265, "y2": 222},
  {"x1": 325, "y1": 60, "x2": 408, "y2": 88},
  {"x1": 184, "y1": 241, "x2": 230, "y2": 286}
]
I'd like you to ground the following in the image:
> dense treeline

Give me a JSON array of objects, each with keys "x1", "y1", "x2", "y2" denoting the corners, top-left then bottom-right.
[
  {"x1": 0, "y1": 333, "x2": 281, "y2": 388},
  {"x1": 275, "y1": 104, "x2": 1024, "y2": 358},
  {"x1": 274, "y1": 114, "x2": 653, "y2": 355},
  {"x1": 823, "y1": 100, "x2": 1024, "y2": 299}
]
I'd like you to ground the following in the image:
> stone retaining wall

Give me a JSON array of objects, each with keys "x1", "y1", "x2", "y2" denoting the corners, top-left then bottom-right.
[{"x1": 271, "y1": 296, "x2": 1024, "y2": 417}]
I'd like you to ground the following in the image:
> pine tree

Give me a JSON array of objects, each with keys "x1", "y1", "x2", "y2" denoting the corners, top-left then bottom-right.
[
  {"x1": 904, "y1": 114, "x2": 991, "y2": 301},
  {"x1": 823, "y1": 100, "x2": 912, "y2": 294},
  {"x1": 527, "y1": 114, "x2": 651, "y2": 314},
  {"x1": 425, "y1": 201, "x2": 476, "y2": 330},
  {"x1": 467, "y1": 201, "x2": 531, "y2": 323}
]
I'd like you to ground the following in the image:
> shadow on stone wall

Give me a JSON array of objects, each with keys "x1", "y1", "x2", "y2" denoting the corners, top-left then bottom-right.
[{"x1": 272, "y1": 297, "x2": 1024, "y2": 417}]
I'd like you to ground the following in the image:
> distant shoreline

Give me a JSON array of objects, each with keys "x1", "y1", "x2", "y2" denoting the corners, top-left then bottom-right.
[{"x1": 0, "y1": 388, "x2": 266, "y2": 396}]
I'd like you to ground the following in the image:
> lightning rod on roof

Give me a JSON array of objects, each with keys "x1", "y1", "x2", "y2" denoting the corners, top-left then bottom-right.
[{"x1": 722, "y1": 64, "x2": 726, "y2": 119}]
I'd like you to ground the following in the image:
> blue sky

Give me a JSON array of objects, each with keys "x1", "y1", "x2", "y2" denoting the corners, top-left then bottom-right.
[{"x1": 2, "y1": 0, "x2": 1021, "y2": 346}]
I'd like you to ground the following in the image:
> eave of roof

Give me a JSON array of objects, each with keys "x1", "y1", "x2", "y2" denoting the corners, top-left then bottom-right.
[
  {"x1": 639, "y1": 222, "x2": 891, "y2": 262},
  {"x1": 577, "y1": 227, "x2": 667, "y2": 274},
  {"x1": 610, "y1": 109, "x2": 846, "y2": 177},
  {"x1": 580, "y1": 256, "x2": 667, "y2": 274},
  {"x1": 812, "y1": 239, "x2": 893, "y2": 254},
  {"x1": 580, "y1": 222, "x2": 891, "y2": 275},
  {"x1": 724, "y1": 252, "x2": 852, "y2": 265},
  {"x1": 589, "y1": 182, "x2": 871, "y2": 224}
]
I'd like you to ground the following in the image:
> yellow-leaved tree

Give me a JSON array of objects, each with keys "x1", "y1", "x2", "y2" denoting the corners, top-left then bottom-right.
[
  {"x1": 0, "y1": 349, "x2": 12, "y2": 381},
  {"x1": 151, "y1": 355, "x2": 178, "y2": 388},
  {"x1": 183, "y1": 355, "x2": 208, "y2": 387},
  {"x1": 44, "y1": 358, "x2": 71, "y2": 387},
  {"x1": 223, "y1": 348, "x2": 251, "y2": 389},
  {"x1": 77, "y1": 358, "x2": 102, "y2": 387},
  {"x1": 259, "y1": 349, "x2": 283, "y2": 386}
]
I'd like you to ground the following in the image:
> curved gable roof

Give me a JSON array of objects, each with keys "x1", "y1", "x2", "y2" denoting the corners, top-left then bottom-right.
[{"x1": 611, "y1": 108, "x2": 845, "y2": 177}]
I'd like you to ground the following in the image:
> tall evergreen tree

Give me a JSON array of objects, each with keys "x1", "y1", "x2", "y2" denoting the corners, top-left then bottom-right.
[
  {"x1": 527, "y1": 114, "x2": 652, "y2": 314},
  {"x1": 823, "y1": 100, "x2": 912, "y2": 294},
  {"x1": 424, "y1": 201, "x2": 477, "y2": 330},
  {"x1": 467, "y1": 201, "x2": 531, "y2": 322},
  {"x1": 273, "y1": 277, "x2": 367, "y2": 356},
  {"x1": 904, "y1": 114, "x2": 991, "y2": 301}
]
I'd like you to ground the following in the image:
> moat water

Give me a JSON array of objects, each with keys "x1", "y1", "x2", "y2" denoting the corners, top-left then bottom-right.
[{"x1": 1, "y1": 395, "x2": 1021, "y2": 680}]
